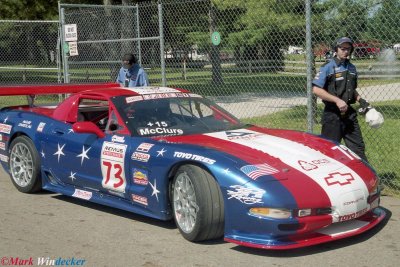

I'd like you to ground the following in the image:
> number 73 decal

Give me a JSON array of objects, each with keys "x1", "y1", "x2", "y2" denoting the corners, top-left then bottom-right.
[{"x1": 101, "y1": 142, "x2": 127, "y2": 193}]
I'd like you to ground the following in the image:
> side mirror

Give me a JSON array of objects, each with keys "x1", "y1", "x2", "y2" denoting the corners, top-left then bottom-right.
[{"x1": 73, "y1": 121, "x2": 106, "y2": 138}]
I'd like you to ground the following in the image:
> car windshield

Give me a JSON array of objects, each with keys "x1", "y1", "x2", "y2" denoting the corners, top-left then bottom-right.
[{"x1": 111, "y1": 95, "x2": 245, "y2": 137}]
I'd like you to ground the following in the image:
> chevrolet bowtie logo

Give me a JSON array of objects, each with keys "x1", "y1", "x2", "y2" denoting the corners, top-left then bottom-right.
[{"x1": 325, "y1": 172, "x2": 355, "y2": 186}]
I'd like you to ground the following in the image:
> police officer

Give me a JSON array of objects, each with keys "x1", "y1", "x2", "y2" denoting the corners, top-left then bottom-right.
[
  {"x1": 116, "y1": 53, "x2": 149, "y2": 87},
  {"x1": 312, "y1": 37, "x2": 370, "y2": 162}
]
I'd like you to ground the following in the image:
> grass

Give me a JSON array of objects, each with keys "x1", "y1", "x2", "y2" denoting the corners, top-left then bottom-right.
[{"x1": 243, "y1": 100, "x2": 400, "y2": 196}]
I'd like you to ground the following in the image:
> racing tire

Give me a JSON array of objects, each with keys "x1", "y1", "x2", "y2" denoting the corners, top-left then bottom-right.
[
  {"x1": 9, "y1": 136, "x2": 42, "y2": 193},
  {"x1": 172, "y1": 164, "x2": 224, "y2": 242}
]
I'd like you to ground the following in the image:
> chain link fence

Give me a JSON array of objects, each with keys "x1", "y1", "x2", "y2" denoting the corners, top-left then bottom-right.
[
  {"x1": 59, "y1": 3, "x2": 165, "y2": 85},
  {"x1": 0, "y1": 20, "x2": 62, "y2": 104},
  {"x1": 1, "y1": 0, "x2": 400, "y2": 194}
]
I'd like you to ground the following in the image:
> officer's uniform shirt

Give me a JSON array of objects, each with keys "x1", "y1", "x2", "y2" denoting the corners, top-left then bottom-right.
[
  {"x1": 313, "y1": 57, "x2": 358, "y2": 112},
  {"x1": 116, "y1": 64, "x2": 149, "y2": 87}
]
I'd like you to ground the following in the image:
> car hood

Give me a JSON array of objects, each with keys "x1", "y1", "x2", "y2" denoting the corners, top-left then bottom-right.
[{"x1": 161, "y1": 126, "x2": 378, "y2": 211}]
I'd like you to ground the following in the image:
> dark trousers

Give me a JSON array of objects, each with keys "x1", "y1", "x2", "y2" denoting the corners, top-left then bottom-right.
[{"x1": 321, "y1": 109, "x2": 368, "y2": 162}]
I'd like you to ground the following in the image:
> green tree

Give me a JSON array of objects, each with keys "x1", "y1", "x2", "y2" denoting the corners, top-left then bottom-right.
[{"x1": 369, "y1": 0, "x2": 400, "y2": 45}]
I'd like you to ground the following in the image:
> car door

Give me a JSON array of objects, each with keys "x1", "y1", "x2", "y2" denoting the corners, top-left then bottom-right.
[{"x1": 41, "y1": 97, "x2": 132, "y2": 199}]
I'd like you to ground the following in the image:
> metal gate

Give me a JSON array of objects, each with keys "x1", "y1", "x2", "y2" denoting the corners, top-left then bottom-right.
[{"x1": 58, "y1": 2, "x2": 166, "y2": 85}]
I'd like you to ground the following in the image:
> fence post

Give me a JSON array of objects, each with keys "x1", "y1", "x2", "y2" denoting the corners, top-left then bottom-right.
[
  {"x1": 305, "y1": 0, "x2": 314, "y2": 133},
  {"x1": 158, "y1": 1, "x2": 166, "y2": 86},
  {"x1": 59, "y1": 6, "x2": 70, "y2": 83}
]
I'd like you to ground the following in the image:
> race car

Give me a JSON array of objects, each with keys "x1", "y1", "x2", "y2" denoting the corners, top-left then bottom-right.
[{"x1": 0, "y1": 83, "x2": 385, "y2": 249}]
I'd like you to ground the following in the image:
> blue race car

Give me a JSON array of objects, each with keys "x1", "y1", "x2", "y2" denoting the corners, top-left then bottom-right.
[{"x1": 0, "y1": 83, "x2": 385, "y2": 249}]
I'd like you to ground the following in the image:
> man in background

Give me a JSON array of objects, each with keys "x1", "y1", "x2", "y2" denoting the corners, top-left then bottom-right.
[
  {"x1": 312, "y1": 37, "x2": 371, "y2": 162},
  {"x1": 116, "y1": 53, "x2": 149, "y2": 87}
]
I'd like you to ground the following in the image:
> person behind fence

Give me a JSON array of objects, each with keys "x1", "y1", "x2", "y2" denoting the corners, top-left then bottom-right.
[
  {"x1": 116, "y1": 53, "x2": 149, "y2": 87},
  {"x1": 312, "y1": 37, "x2": 371, "y2": 162}
]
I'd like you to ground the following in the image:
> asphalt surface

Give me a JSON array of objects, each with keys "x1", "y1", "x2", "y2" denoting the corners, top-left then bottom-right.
[{"x1": 0, "y1": 167, "x2": 399, "y2": 267}]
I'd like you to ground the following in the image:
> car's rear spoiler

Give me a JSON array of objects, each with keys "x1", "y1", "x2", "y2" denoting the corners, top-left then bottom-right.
[{"x1": 0, "y1": 83, "x2": 119, "y2": 96}]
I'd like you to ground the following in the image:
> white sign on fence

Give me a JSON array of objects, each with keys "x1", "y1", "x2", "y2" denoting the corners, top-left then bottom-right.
[
  {"x1": 64, "y1": 24, "x2": 78, "y2": 42},
  {"x1": 68, "y1": 42, "x2": 78, "y2": 56}
]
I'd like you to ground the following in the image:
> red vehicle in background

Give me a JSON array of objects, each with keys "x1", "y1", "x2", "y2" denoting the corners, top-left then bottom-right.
[{"x1": 353, "y1": 42, "x2": 381, "y2": 58}]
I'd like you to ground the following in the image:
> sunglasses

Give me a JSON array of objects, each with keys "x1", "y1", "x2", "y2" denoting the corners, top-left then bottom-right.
[{"x1": 338, "y1": 46, "x2": 352, "y2": 51}]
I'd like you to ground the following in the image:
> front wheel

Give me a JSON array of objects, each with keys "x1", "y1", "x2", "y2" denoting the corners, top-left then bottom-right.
[
  {"x1": 172, "y1": 164, "x2": 224, "y2": 242},
  {"x1": 9, "y1": 136, "x2": 42, "y2": 193}
]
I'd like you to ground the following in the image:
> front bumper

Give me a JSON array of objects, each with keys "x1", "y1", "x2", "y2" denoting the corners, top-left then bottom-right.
[{"x1": 224, "y1": 207, "x2": 386, "y2": 250}]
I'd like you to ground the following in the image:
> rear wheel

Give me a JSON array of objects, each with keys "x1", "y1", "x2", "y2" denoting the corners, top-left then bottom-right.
[
  {"x1": 9, "y1": 136, "x2": 42, "y2": 193},
  {"x1": 172, "y1": 164, "x2": 224, "y2": 241}
]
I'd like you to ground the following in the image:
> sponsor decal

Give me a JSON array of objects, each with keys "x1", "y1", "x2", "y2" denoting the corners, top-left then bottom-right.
[
  {"x1": 188, "y1": 93, "x2": 202, "y2": 98},
  {"x1": 298, "y1": 159, "x2": 330, "y2": 171},
  {"x1": 141, "y1": 92, "x2": 191, "y2": 100},
  {"x1": 0, "y1": 154, "x2": 8, "y2": 162},
  {"x1": 338, "y1": 207, "x2": 368, "y2": 222},
  {"x1": 298, "y1": 160, "x2": 318, "y2": 171},
  {"x1": 132, "y1": 87, "x2": 180, "y2": 95},
  {"x1": 132, "y1": 194, "x2": 148, "y2": 206},
  {"x1": 0, "y1": 123, "x2": 12, "y2": 134},
  {"x1": 227, "y1": 185, "x2": 265, "y2": 205},
  {"x1": 101, "y1": 142, "x2": 128, "y2": 193},
  {"x1": 225, "y1": 131, "x2": 262, "y2": 140},
  {"x1": 101, "y1": 142, "x2": 126, "y2": 160},
  {"x1": 138, "y1": 127, "x2": 183, "y2": 136},
  {"x1": 126, "y1": 95, "x2": 143, "y2": 103},
  {"x1": 136, "y1": 142, "x2": 154, "y2": 152},
  {"x1": 133, "y1": 168, "x2": 149, "y2": 185},
  {"x1": 17, "y1": 120, "x2": 32, "y2": 129},
  {"x1": 240, "y1": 163, "x2": 279, "y2": 180},
  {"x1": 173, "y1": 151, "x2": 215, "y2": 164},
  {"x1": 72, "y1": 189, "x2": 92, "y2": 200},
  {"x1": 325, "y1": 172, "x2": 355, "y2": 186},
  {"x1": 131, "y1": 151, "x2": 150, "y2": 162},
  {"x1": 335, "y1": 72, "x2": 343, "y2": 78},
  {"x1": 0, "y1": 142, "x2": 5, "y2": 150},
  {"x1": 343, "y1": 197, "x2": 365, "y2": 206},
  {"x1": 111, "y1": 135, "x2": 125, "y2": 143},
  {"x1": 37, "y1": 122, "x2": 46, "y2": 132}
]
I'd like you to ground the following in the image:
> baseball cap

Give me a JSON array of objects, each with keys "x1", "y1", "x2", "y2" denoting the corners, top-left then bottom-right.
[
  {"x1": 337, "y1": 37, "x2": 353, "y2": 45},
  {"x1": 122, "y1": 53, "x2": 136, "y2": 64}
]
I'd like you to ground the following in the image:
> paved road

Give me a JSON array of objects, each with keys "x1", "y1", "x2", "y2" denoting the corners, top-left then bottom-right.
[{"x1": 0, "y1": 167, "x2": 399, "y2": 267}]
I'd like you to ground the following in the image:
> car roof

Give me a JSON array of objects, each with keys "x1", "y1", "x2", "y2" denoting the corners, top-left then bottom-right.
[{"x1": 78, "y1": 86, "x2": 191, "y2": 99}]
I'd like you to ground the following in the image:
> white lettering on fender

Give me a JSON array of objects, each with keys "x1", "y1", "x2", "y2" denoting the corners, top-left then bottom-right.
[{"x1": 173, "y1": 151, "x2": 216, "y2": 164}]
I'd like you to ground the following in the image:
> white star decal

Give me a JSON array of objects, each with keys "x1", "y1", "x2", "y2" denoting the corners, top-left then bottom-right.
[
  {"x1": 223, "y1": 168, "x2": 230, "y2": 174},
  {"x1": 3, "y1": 116, "x2": 8, "y2": 123},
  {"x1": 68, "y1": 128, "x2": 74, "y2": 134},
  {"x1": 156, "y1": 148, "x2": 166, "y2": 157},
  {"x1": 69, "y1": 172, "x2": 77, "y2": 182},
  {"x1": 149, "y1": 180, "x2": 160, "y2": 202},
  {"x1": 147, "y1": 122, "x2": 154, "y2": 126},
  {"x1": 41, "y1": 150, "x2": 45, "y2": 158},
  {"x1": 77, "y1": 146, "x2": 91, "y2": 165},
  {"x1": 53, "y1": 143, "x2": 66, "y2": 162}
]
